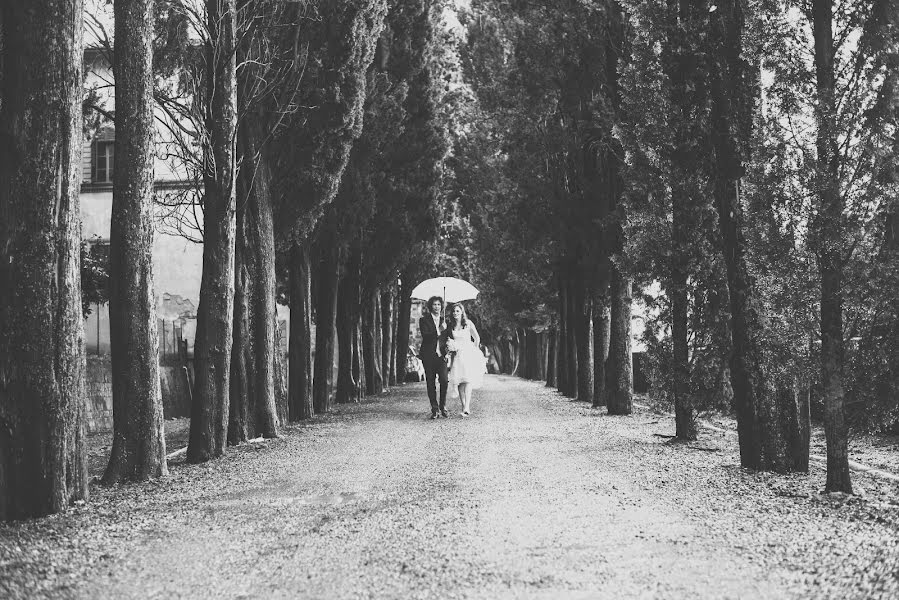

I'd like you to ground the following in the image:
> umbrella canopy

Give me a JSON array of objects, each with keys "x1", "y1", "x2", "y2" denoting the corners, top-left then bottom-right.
[{"x1": 410, "y1": 276, "x2": 479, "y2": 304}]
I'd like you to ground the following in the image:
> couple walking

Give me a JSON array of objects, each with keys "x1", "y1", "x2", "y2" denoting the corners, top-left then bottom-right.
[{"x1": 419, "y1": 296, "x2": 485, "y2": 419}]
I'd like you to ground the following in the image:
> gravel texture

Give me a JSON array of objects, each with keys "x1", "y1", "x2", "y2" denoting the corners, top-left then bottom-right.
[{"x1": 1, "y1": 375, "x2": 898, "y2": 599}]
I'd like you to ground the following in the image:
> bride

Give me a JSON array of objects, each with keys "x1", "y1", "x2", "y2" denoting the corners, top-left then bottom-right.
[{"x1": 441, "y1": 303, "x2": 485, "y2": 416}]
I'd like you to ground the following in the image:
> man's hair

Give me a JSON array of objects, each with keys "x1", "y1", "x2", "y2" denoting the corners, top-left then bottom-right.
[{"x1": 427, "y1": 296, "x2": 444, "y2": 310}]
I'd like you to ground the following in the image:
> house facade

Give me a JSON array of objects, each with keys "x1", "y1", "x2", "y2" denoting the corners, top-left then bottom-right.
[
  {"x1": 81, "y1": 48, "x2": 205, "y2": 357},
  {"x1": 81, "y1": 48, "x2": 205, "y2": 430}
]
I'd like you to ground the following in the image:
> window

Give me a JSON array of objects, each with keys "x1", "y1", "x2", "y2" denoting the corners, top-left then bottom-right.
[{"x1": 94, "y1": 140, "x2": 114, "y2": 183}]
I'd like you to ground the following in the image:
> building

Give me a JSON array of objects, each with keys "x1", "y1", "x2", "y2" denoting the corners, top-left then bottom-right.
[{"x1": 81, "y1": 47, "x2": 204, "y2": 430}]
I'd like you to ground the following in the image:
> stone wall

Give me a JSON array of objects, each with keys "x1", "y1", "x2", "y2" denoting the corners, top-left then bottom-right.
[
  {"x1": 85, "y1": 318, "x2": 295, "y2": 432},
  {"x1": 85, "y1": 357, "x2": 193, "y2": 433},
  {"x1": 86, "y1": 355, "x2": 113, "y2": 433},
  {"x1": 160, "y1": 364, "x2": 192, "y2": 419}
]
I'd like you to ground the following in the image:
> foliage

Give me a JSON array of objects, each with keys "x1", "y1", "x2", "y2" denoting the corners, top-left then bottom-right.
[
  {"x1": 755, "y1": 0, "x2": 899, "y2": 432},
  {"x1": 81, "y1": 241, "x2": 110, "y2": 317},
  {"x1": 616, "y1": 0, "x2": 732, "y2": 411},
  {"x1": 449, "y1": 0, "x2": 621, "y2": 341}
]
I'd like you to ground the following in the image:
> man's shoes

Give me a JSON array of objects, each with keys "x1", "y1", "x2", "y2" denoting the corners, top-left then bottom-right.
[
  {"x1": 430, "y1": 412, "x2": 439, "y2": 420},
  {"x1": 440, "y1": 409, "x2": 448, "y2": 418}
]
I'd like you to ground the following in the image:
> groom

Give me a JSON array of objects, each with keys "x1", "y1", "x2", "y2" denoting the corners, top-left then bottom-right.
[{"x1": 419, "y1": 296, "x2": 448, "y2": 419}]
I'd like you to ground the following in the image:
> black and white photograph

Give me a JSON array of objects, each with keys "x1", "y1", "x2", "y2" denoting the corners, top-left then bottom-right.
[{"x1": 1, "y1": 0, "x2": 898, "y2": 597}]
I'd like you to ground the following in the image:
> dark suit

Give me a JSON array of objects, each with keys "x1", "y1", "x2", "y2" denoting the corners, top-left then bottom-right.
[{"x1": 419, "y1": 312, "x2": 448, "y2": 413}]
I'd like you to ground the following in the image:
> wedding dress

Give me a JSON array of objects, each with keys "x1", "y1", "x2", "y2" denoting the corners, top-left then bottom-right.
[{"x1": 447, "y1": 323, "x2": 486, "y2": 394}]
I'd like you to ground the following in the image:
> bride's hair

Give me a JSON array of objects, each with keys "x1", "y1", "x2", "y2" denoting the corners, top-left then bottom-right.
[{"x1": 445, "y1": 303, "x2": 468, "y2": 338}]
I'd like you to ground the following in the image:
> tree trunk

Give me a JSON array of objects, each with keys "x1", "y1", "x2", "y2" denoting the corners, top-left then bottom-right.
[
  {"x1": 382, "y1": 288, "x2": 396, "y2": 387},
  {"x1": 336, "y1": 247, "x2": 363, "y2": 404},
  {"x1": 537, "y1": 332, "x2": 544, "y2": 380},
  {"x1": 395, "y1": 273, "x2": 413, "y2": 384},
  {"x1": 510, "y1": 332, "x2": 522, "y2": 376},
  {"x1": 556, "y1": 276, "x2": 568, "y2": 393},
  {"x1": 0, "y1": 0, "x2": 88, "y2": 520},
  {"x1": 353, "y1": 310, "x2": 366, "y2": 400},
  {"x1": 288, "y1": 243, "x2": 314, "y2": 420},
  {"x1": 707, "y1": 0, "x2": 809, "y2": 471},
  {"x1": 104, "y1": 0, "x2": 167, "y2": 484},
  {"x1": 546, "y1": 328, "x2": 558, "y2": 387},
  {"x1": 244, "y1": 116, "x2": 279, "y2": 438},
  {"x1": 602, "y1": 0, "x2": 629, "y2": 413},
  {"x1": 607, "y1": 268, "x2": 633, "y2": 415},
  {"x1": 228, "y1": 122, "x2": 279, "y2": 443},
  {"x1": 661, "y1": 0, "x2": 704, "y2": 440},
  {"x1": 519, "y1": 329, "x2": 530, "y2": 379},
  {"x1": 670, "y1": 258, "x2": 694, "y2": 437},
  {"x1": 782, "y1": 377, "x2": 811, "y2": 472},
  {"x1": 363, "y1": 288, "x2": 384, "y2": 395},
  {"x1": 574, "y1": 280, "x2": 595, "y2": 403},
  {"x1": 274, "y1": 322, "x2": 289, "y2": 426},
  {"x1": 228, "y1": 208, "x2": 251, "y2": 444},
  {"x1": 527, "y1": 330, "x2": 536, "y2": 379},
  {"x1": 565, "y1": 277, "x2": 579, "y2": 398},
  {"x1": 188, "y1": 0, "x2": 238, "y2": 463},
  {"x1": 593, "y1": 300, "x2": 611, "y2": 407},
  {"x1": 313, "y1": 238, "x2": 340, "y2": 414},
  {"x1": 670, "y1": 184, "x2": 696, "y2": 437},
  {"x1": 811, "y1": 0, "x2": 851, "y2": 493}
]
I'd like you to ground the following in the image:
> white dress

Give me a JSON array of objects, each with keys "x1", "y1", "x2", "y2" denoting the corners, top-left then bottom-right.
[{"x1": 447, "y1": 323, "x2": 486, "y2": 394}]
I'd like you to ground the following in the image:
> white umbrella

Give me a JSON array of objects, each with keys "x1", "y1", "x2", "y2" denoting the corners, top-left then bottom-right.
[{"x1": 410, "y1": 276, "x2": 479, "y2": 304}]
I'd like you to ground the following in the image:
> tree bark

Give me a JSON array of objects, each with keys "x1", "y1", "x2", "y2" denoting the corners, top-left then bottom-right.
[
  {"x1": 288, "y1": 243, "x2": 314, "y2": 420},
  {"x1": 519, "y1": 329, "x2": 529, "y2": 378},
  {"x1": 354, "y1": 310, "x2": 366, "y2": 399},
  {"x1": 363, "y1": 288, "x2": 384, "y2": 395},
  {"x1": 104, "y1": 0, "x2": 167, "y2": 484},
  {"x1": 336, "y1": 247, "x2": 363, "y2": 404},
  {"x1": 607, "y1": 269, "x2": 633, "y2": 415},
  {"x1": 395, "y1": 273, "x2": 413, "y2": 384},
  {"x1": 313, "y1": 238, "x2": 340, "y2": 414},
  {"x1": 241, "y1": 115, "x2": 279, "y2": 439},
  {"x1": 509, "y1": 332, "x2": 522, "y2": 376},
  {"x1": 599, "y1": 0, "x2": 626, "y2": 411},
  {"x1": 229, "y1": 124, "x2": 279, "y2": 442},
  {"x1": 229, "y1": 198, "x2": 251, "y2": 444},
  {"x1": 574, "y1": 280, "x2": 595, "y2": 403},
  {"x1": 811, "y1": 0, "x2": 851, "y2": 493},
  {"x1": 670, "y1": 246, "x2": 694, "y2": 437},
  {"x1": 274, "y1": 322, "x2": 288, "y2": 426},
  {"x1": 662, "y1": 0, "x2": 704, "y2": 440},
  {"x1": 546, "y1": 327, "x2": 558, "y2": 387},
  {"x1": 782, "y1": 377, "x2": 811, "y2": 472},
  {"x1": 382, "y1": 288, "x2": 396, "y2": 387},
  {"x1": 535, "y1": 332, "x2": 548, "y2": 380},
  {"x1": 593, "y1": 300, "x2": 611, "y2": 407},
  {"x1": 188, "y1": 0, "x2": 238, "y2": 463},
  {"x1": 557, "y1": 274, "x2": 569, "y2": 394},
  {"x1": 0, "y1": 0, "x2": 88, "y2": 520},
  {"x1": 708, "y1": 0, "x2": 808, "y2": 471},
  {"x1": 565, "y1": 276, "x2": 579, "y2": 398}
]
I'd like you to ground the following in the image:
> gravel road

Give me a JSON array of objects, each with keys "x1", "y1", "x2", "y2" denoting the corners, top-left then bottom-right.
[{"x1": 2, "y1": 375, "x2": 898, "y2": 599}]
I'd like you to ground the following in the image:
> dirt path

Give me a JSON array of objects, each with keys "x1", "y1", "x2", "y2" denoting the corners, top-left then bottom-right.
[{"x1": 2, "y1": 376, "x2": 898, "y2": 599}]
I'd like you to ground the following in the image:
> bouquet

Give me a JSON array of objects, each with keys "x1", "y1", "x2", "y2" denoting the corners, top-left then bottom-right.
[{"x1": 444, "y1": 338, "x2": 459, "y2": 369}]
